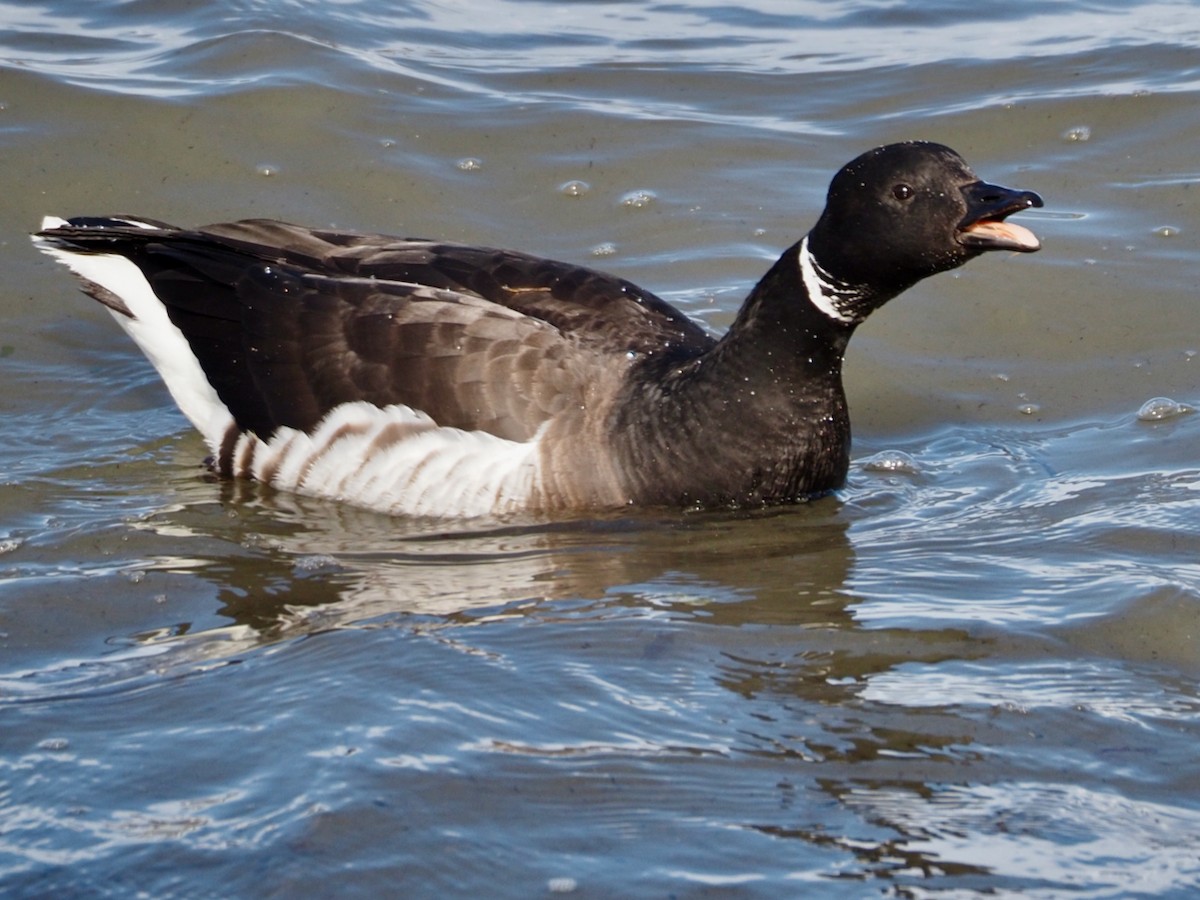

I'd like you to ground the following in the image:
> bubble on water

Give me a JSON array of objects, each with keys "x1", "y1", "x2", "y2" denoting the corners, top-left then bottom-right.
[
  {"x1": 547, "y1": 878, "x2": 578, "y2": 893},
  {"x1": 255, "y1": 163, "x2": 280, "y2": 177},
  {"x1": 295, "y1": 554, "x2": 341, "y2": 572},
  {"x1": 861, "y1": 449, "x2": 920, "y2": 475},
  {"x1": 1018, "y1": 403, "x2": 1040, "y2": 416},
  {"x1": 456, "y1": 157, "x2": 482, "y2": 171},
  {"x1": 619, "y1": 189, "x2": 656, "y2": 210},
  {"x1": 1062, "y1": 125, "x2": 1091, "y2": 142},
  {"x1": 37, "y1": 738, "x2": 70, "y2": 752},
  {"x1": 590, "y1": 242, "x2": 617, "y2": 257},
  {"x1": 1137, "y1": 397, "x2": 1192, "y2": 421},
  {"x1": 380, "y1": 138, "x2": 396, "y2": 149},
  {"x1": 558, "y1": 180, "x2": 590, "y2": 197},
  {"x1": 1153, "y1": 225, "x2": 1180, "y2": 238}
]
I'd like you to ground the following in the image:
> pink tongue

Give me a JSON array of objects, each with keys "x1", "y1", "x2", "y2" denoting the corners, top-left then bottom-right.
[{"x1": 964, "y1": 219, "x2": 1040, "y2": 251}]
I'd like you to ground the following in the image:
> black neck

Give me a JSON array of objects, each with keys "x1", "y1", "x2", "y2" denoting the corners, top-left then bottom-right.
[
  {"x1": 718, "y1": 239, "x2": 855, "y2": 364},
  {"x1": 609, "y1": 240, "x2": 887, "y2": 507}
]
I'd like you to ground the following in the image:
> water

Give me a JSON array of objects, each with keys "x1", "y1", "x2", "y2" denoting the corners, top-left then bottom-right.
[{"x1": 3, "y1": 0, "x2": 1200, "y2": 896}]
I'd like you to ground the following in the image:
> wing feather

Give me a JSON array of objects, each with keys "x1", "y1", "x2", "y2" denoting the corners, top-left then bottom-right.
[
  {"x1": 37, "y1": 217, "x2": 715, "y2": 445},
  {"x1": 197, "y1": 220, "x2": 716, "y2": 355}
]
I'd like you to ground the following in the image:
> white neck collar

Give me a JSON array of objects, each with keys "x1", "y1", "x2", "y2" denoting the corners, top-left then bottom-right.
[{"x1": 797, "y1": 236, "x2": 859, "y2": 326}]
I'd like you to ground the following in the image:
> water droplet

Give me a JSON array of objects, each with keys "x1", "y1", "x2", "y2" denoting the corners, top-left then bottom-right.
[
  {"x1": 1137, "y1": 397, "x2": 1192, "y2": 421},
  {"x1": 619, "y1": 189, "x2": 656, "y2": 210},
  {"x1": 1153, "y1": 225, "x2": 1180, "y2": 238},
  {"x1": 456, "y1": 157, "x2": 482, "y2": 171},
  {"x1": 558, "y1": 180, "x2": 590, "y2": 197},
  {"x1": 861, "y1": 449, "x2": 920, "y2": 475},
  {"x1": 1062, "y1": 125, "x2": 1091, "y2": 142},
  {"x1": 380, "y1": 138, "x2": 396, "y2": 149},
  {"x1": 590, "y1": 242, "x2": 617, "y2": 257},
  {"x1": 255, "y1": 163, "x2": 280, "y2": 177},
  {"x1": 1018, "y1": 403, "x2": 1040, "y2": 415}
]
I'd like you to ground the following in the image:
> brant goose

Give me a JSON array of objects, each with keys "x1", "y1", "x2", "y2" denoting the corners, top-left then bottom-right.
[{"x1": 33, "y1": 141, "x2": 1041, "y2": 517}]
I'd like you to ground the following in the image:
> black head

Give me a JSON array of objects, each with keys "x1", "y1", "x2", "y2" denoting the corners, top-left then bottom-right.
[{"x1": 804, "y1": 141, "x2": 1042, "y2": 323}]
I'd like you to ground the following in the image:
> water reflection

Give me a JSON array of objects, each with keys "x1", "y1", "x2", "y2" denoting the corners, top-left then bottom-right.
[
  {"x1": 7, "y1": 417, "x2": 1200, "y2": 896},
  {"x1": 154, "y1": 485, "x2": 859, "y2": 632}
]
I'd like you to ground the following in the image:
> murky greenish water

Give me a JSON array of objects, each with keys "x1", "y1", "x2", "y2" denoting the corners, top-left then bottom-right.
[{"x1": 3, "y1": 1, "x2": 1200, "y2": 896}]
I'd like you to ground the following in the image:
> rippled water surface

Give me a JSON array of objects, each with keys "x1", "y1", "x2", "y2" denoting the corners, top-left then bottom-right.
[{"x1": 3, "y1": 1, "x2": 1200, "y2": 896}]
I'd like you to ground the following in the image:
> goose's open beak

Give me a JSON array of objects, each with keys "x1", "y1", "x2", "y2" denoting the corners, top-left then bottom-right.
[{"x1": 958, "y1": 181, "x2": 1044, "y2": 253}]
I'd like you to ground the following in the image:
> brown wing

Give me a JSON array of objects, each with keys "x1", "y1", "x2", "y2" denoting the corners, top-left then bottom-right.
[
  {"x1": 197, "y1": 219, "x2": 716, "y2": 357},
  {"x1": 47, "y1": 218, "x2": 714, "y2": 441},
  {"x1": 228, "y1": 265, "x2": 606, "y2": 441}
]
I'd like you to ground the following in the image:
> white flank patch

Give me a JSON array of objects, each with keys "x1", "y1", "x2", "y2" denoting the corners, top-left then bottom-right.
[
  {"x1": 32, "y1": 218, "x2": 236, "y2": 451},
  {"x1": 236, "y1": 402, "x2": 543, "y2": 517},
  {"x1": 797, "y1": 236, "x2": 855, "y2": 325}
]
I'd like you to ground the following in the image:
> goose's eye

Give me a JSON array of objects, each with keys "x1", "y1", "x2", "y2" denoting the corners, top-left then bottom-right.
[{"x1": 892, "y1": 183, "x2": 914, "y2": 201}]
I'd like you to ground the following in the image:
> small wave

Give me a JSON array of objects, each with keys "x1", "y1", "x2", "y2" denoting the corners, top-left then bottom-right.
[{"x1": 7, "y1": 0, "x2": 1200, "y2": 104}]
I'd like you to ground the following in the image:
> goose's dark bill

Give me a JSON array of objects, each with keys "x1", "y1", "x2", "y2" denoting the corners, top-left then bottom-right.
[
  {"x1": 957, "y1": 180, "x2": 1044, "y2": 252},
  {"x1": 32, "y1": 141, "x2": 1042, "y2": 518}
]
